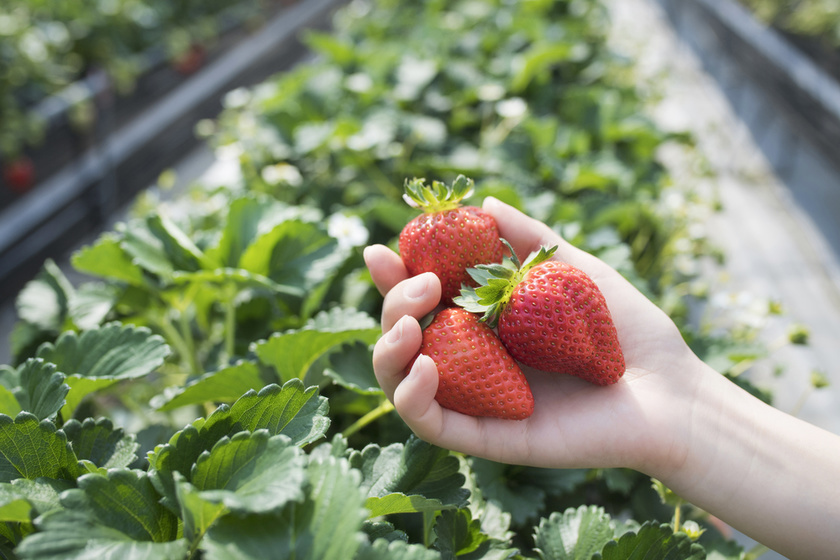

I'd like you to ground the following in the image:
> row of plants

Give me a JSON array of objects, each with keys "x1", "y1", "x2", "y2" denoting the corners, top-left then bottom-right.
[
  {"x1": 738, "y1": 0, "x2": 840, "y2": 73},
  {"x1": 0, "y1": 0, "x2": 816, "y2": 558},
  {"x1": 739, "y1": 0, "x2": 840, "y2": 48},
  {"x1": 0, "y1": 0, "x2": 276, "y2": 192}
]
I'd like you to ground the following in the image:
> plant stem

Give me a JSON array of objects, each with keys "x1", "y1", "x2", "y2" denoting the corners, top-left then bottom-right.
[
  {"x1": 343, "y1": 399, "x2": 395, "y2": 438},
  {"x1": 673, "y1": 504, "x2": 682, "y2": 533},
  {"x1": 158, "y1": 315, "x2": 202, "y2": 376},
  {"x1": 224, "y1": 283, "x2": 236, "y2": 359},
  {"x1": 179, "y1": 309, "x2": 198, "y2": 368}
]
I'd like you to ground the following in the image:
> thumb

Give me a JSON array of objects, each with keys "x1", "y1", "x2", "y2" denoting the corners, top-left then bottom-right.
[{"x1": 481, "y1": 197, "x2": 565, "y2": 261}]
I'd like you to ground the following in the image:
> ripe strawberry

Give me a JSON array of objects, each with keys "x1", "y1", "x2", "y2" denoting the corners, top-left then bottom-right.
[
  {"x1": 398, "y1": 175, "x2": 504, "y2": 304},
  {"x1": 411, "y1": 307, "x2": 534, "y2": 420},
  {"x1": 456, "y1": 244, "x2": 625, "y2": 385},
  {"x1": 2, "y1": 157, "x2": 35, "y2": 193}
]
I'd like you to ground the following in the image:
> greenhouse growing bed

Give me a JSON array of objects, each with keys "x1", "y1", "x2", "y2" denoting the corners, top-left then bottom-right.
[
  {"x1": 0, "y1": 0, "x2": 835, "y2": 558},
  {"x1": 0, "y1": 0, "x2": 344, "y2": 303}
]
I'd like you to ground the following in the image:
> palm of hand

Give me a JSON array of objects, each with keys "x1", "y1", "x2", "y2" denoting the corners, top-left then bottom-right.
[{"x1": 368, "y1": 198, "x2": 696, "y2": 472}]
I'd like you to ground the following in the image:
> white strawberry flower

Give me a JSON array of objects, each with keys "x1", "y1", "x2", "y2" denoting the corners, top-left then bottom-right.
[
  {"x1": 260, "y1": 163, "x2": 302, "y2": 186},
  {"x1": 495, "y1": 97, "x2": 527, "y2": 119},
  {"x1": 328, "y1": 213, "x2": 369, "y2": 250}
]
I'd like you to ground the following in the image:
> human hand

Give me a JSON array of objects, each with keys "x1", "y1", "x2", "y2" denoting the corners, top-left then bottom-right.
[
  {"x1": 365, "y1": 197, "x2": 704, "y2": 474},
  {"x1": 368, "y1": 196, "x2": 840, "y2": 558}
]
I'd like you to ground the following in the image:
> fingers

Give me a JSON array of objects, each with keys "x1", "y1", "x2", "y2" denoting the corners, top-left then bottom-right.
[
  {"x1": 392, "y1": 354, "x2": 510, "y2": 461},
  {"x1": 481, "y1": 197, "x2": 564, "y2": 260},
  {"x1": 380, "y1": 272, "x2": 441, "y2": 332},
  {"x1": 392, "y1": 354, "x2": 444, "y2": 436},
  {"x1": 371, "y1": 271, "x2": 441, "y2": 401},
  {"x1": 482, "y1": 196, "x2": 605, "y2": 273},
  {"x1": 363, "y1": 244, "x2": 408, "y2": 296},
  {"x1": 372, "y1": 315, "x2": 423, "y2": 402}
]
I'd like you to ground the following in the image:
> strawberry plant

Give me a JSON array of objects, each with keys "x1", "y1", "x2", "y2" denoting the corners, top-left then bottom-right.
[
  {"x1": 739, "y1": 0, "x2": 840, "y2": 49},
  {"x1": 0, "y1": 0, "x2": 809, "y2": 558},
  {"x1": 0, "y1": 0, "x2": 268, "y2": 162}
]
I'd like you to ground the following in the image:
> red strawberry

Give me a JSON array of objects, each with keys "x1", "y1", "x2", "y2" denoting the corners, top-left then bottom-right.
[
  {"x1": 411, "y1": 307, "x2": 534, "y2": 420},
  {"x1": 2, "y1": 157, "x2": 35, "y2": 193},
  {"x1": 398, "y1": 175, "x2": 504, "y2": 304},
  {"x1": 456, "y1": 244, "x2": 625, "y2": 385}
]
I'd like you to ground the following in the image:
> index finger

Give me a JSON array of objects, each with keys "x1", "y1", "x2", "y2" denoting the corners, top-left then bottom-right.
[
  {"x1": 481, "y1": 197, "x2": 615, "y2": 279},
  {"x1": 363, "y1": 244, "x2": 408, "y2": 296}
]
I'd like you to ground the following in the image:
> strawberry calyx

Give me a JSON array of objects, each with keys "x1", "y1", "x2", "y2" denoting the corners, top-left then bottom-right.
[
  {"x1": 402, "y1": 174, "x2": 474, "y2": 213},
  {"x1": 454, "y1": 240, "x2": 557, "y2": 328}
]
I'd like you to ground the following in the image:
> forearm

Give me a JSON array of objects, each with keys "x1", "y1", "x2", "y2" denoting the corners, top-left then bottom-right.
[{"x1": 654, "y1": 361, "x2": 840, "y2": 559}]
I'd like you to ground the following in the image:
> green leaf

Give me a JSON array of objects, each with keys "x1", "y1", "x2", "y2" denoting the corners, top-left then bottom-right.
[
  {"x1": 356, "y1": 539, "x2": 442, "y2": 560},
  {"x1": 365, "y1": 493, "x2": 454, "y2": 518},
  {"x1": 191, "y1": 432, "x2": 306, "y2": 513},
  {"x1": 170, "y1": 267, "x2": 304, "y2": 297},
  {"x1": 511, "y1": 42, "x2": 577, "y2": 92},
  {"x1": 0, "y1": 385, "x2": 21, "y2": 418},
  {"x1": 120, "y1": 221, "x2": 177, "y2": 278},
  {"x1": 0, "y1": 413, "x2": 82, "y2": 483},
  {"x1": 470, "y1": 458, "x2": 545, "y2": 527},
  {"x1": 324, "y1": 342, "x2": 382, "y2": 395},
  {"x1": 36, "y1": 322, "x2": 170, "y2": 417},
  {"x1": 154, "y1": 361, "x2": 267, "y2": 411},
  {"x1": 205, "y1": 195, "x2": 319, "y2": 268},
  {"x1": 434, "y1": 508, "x2": 519, "y2": 560},
  {"x1": 61, "y1": 417, "x2": 139, "y2": 469},
  {"x1": 701, "y1": 537, "x2": 744, "y2": 560},
  {"x1": 71, "y1": 234, "x2": 147, "y2": 287},
  {"x1": 239, "y1": 219, "x2": 340, "y2": 294},
  {"x1": 1, "y1": 478, "x2": 70, "y2": 520},
  {"x1": 533, "y1": 506, "x2": 615, "y2": 560},
  {"x1": 205, "y1": 195, "x2": 276, "y2": 268},
  {"x1": 10, "y1": 359, "x2": 68, "y2": 421},
  {"x1": 302, "y1": 30, "x2": 356, "y2": 66},
  {"x1": 174, "y1": 475, "x2": 227, "y2": 544},
  {"x1": 148, "y1": 381, "x2": 329, "y2": 508},
  {"x1": 595, "y1": 522, "x2": 706, "y2": 560},
  {"x1": 205, "y1": 381, "x2": 330, "y2": 446},
  {"x1": 254, "y1": 308, "x2": 380, "y2": 383},
  {"x1": 146, "y1": 214, "x2": 214, "y2": 272},
  {"x1": 0, "y1": 485, "x2": 32, "y2": 523},
  {"x1": 16, "y1": 509, "x2": 189, "y2": 560},
  {"x1": 352, "y1": 436, "x2": 469, "y2": 508},
  {"x1": 67, "y1": 282, "x2": 120, "y2": 330},
  {"x1": 202, "y1": 456, "x2": 368, "y2": 560},
  {"x1": 434, "y1": 508, "x2": 488, "y2": 557},
  {"x1": 15, "y1": 260, "x2": 74, "y2": 332},
  {"x1": 65, "y1": 469, "x2": 179, "y2": 542}
]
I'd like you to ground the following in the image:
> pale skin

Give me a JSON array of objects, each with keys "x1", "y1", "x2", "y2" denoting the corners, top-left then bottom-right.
[{"x1": 366, "y1": 196, "x2": 840, "y2": 560}]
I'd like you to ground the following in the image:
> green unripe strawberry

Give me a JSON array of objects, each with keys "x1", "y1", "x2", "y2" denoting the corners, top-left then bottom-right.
[
  {"x1": 411, "y1": 307, "x2": 534, "y2": 420},
  {"x1": 456, "y1": 244, "x2": 625, "y2": 385},
  {"x1": 398, "y1": 175, "x2": 504, "y2": 304}
]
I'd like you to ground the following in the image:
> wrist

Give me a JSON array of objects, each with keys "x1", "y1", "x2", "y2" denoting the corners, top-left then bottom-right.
[{"x1": 637, "y1": 353, "x2": 747, "y2": 485}]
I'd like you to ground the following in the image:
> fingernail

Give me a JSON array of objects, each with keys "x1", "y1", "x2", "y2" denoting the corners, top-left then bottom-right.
[
  {"x1": 406, "y1": 353, "x2": 427, "y2": 379},
  {"x1": 386, "y1": 316, "x2": 405, "y2": 344},
  {"x1": 404, "y1": 274, "x2": 429, "y2": 299}
]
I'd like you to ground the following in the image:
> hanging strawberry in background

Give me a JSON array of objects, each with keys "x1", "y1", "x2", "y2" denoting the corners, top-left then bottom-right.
[
  {"x1": 411, "y1": 307, "x2": 534, "y2": 420},
  {"x1": 456, "y1": 243, "x2": 626, "y2": 386},
  {"x1": 398, "y1": 175, "x2": 504, "y2": 305},
  {"x1": 2, "y1": 156, "x2": 36, "y2": 194}
]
